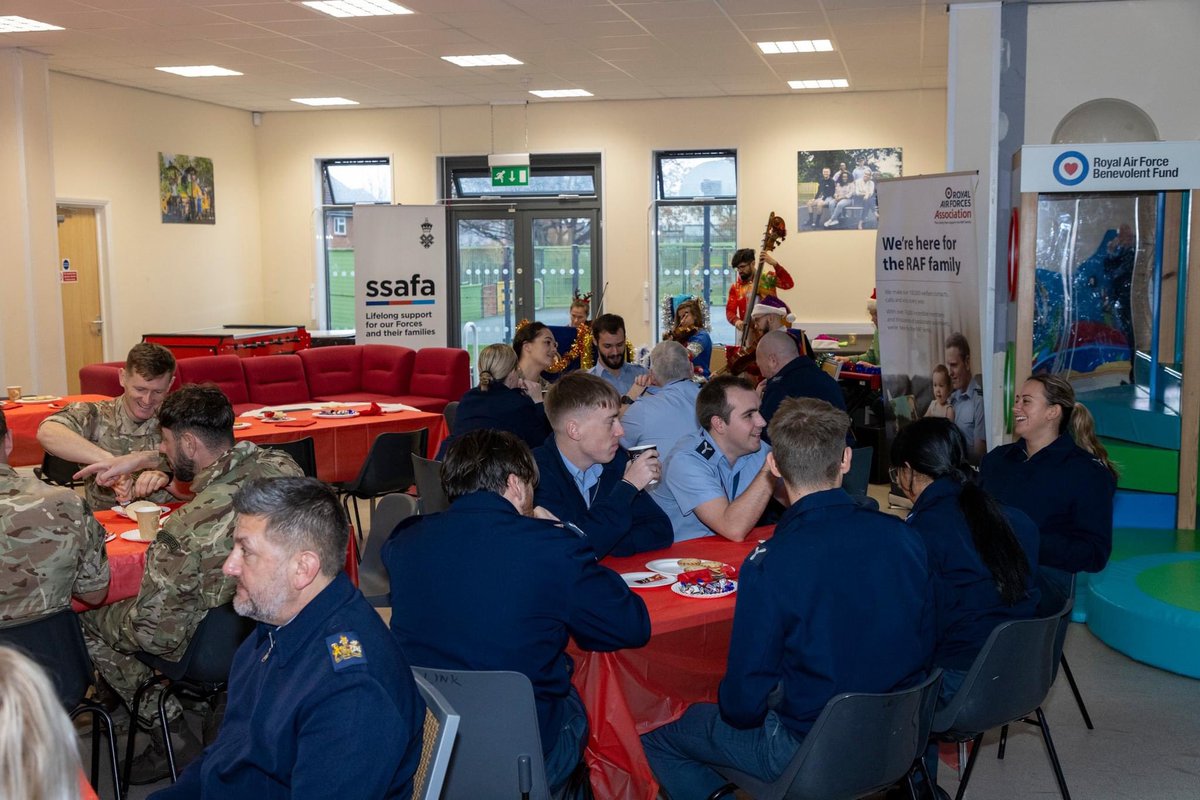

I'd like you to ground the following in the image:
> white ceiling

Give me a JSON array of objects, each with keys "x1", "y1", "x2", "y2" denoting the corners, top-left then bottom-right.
[{"x1": 0, "y1": 0, "x2": 995, "y2": 111}]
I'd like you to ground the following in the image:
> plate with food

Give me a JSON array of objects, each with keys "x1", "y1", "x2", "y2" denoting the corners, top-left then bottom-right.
[
  {"x1": 112, "y1": 501, "x2": 170, "y2": 520},
  {"x1": 260, "y1": 414, "x2": 296, "y2": 423},
  {"x1": 104, "y1": 532, "x2": 117, "y2": 543},
  {"x1": 313, "y1": 408, "x2": 359, "y2": 419},
  {"x1": 232, "y1": 421, "x2": 252, "y2": 431},
  {"x1": 621, "y1": 571, "x2": 677, "y2": 590},
  {"x1": 120, "y1": 529, "x2": 158, "y2": 543},
  {"x1": 672, "y1": 578, "x2": 737, "y2": 599},
  {"x1": 645, "y1": 557, "x2": 731, "y2": 577},
  {"x1": 15, "y1": 395, "x2": 61, "y2": 404}
]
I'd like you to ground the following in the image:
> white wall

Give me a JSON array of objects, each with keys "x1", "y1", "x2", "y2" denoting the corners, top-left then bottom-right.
[
  {"x1": 1025, "y1": 0, "x2": 1200, "y2": 144},
  {"x1": 50, "y1": 74, "x2": 266, "y2": 356},
  {"x1": 256, "y1": 89, "x2": 947, "y2": 346}
]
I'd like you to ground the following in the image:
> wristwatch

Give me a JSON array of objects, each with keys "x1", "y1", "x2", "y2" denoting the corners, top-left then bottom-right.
[{"x1": 620, "y1": 395, "x2": 635, "y2": 405}]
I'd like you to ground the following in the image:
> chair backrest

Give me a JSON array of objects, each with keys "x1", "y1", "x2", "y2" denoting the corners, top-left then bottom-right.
[
  {"x1": 772, "y1": 670, "x2": 943, "y2": 800},
  {"x1": 842, "y1": 445, "x2": 874, "y2": 497},
  {"x1": 360, "y1": 493, "x2": 419, "y2": 600},
  {"x1": 411, "y1": 454, "x2": 449, "y2": 514},
  {"x1": 0, "y1": 609, "x2": 94, "y2": 709},
  {"x1": 175, "y1": 355, "x2": 250, "y2": 405},
  {"x1": 932, "y1": 604, "x2": 1067, "y2": 736},
  {"x1": 411, "y1": 667, "x2": 550, "y2": 800},
  {"x1": 345, "y1": 430, "x2": 425, "y2": 497},
  {"x1": 443, "y1": 400, "x2": 460, "y2": 433},
  {"x1": 141, "y1": 603, "x2": 255, "y2": 685},
  {"x1": 263, "y1": 437, "x2": 318, "y2": 478},
  {"x1": 412, "y1": 671, "x2": 461, "y2": 800},
  {"x1": 37, "y1": 452, "x2": 84, "y2": 487}
]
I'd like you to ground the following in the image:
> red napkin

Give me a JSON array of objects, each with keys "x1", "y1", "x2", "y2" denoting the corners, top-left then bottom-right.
[
  {"x1": 276, "y1": 419, "x2": 316, "y2": 428},
  {"x1": 0, "y1": 402, "x2": 17, "y2": 411},
  {"x1": 358, "y1": 402, "x2": 383, "y2": 417}
]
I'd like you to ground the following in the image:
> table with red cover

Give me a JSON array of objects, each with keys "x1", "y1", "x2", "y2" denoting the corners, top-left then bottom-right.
[{"x1": 3, "y1": 395, "x2": 110, "y2": 467}]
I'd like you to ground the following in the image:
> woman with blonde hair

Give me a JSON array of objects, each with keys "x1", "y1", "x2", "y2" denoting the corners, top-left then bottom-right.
[
  {"x1": 0, "y1": 646, "x2": 86, "y2": 800},
  {"x1": 438, "y1": 343, "x2": 551, "y2": 457},
  {"x1": 980, "y1": 373, "x2": 1118, "y2": 596}
]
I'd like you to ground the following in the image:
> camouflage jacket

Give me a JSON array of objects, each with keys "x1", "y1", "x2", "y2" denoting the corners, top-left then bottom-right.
[
  {"x1": 0, "y1": 464, "x2": 110, "y2": 627},
  {"x1": 39, "y1": 397, "x2": 171, "y2": 509},
  {"x1": 111, "y1": 441, "x2": 302, "y2": 659}
]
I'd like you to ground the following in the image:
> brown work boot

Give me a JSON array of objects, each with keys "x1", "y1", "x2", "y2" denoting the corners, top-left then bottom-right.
[{"x1": 127, "y1": 715, "x2": 203, "y2": 785}]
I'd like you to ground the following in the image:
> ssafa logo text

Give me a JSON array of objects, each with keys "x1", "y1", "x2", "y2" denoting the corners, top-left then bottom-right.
[
  {"x1": 1052, "y1": 151, "x2": 1089, "y2": 186},
  {"x1": 365, "y1": 274, "x2": 437, "y2": 306}
]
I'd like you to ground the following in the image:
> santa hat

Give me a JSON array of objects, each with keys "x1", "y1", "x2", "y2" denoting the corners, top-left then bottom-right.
[
  {"x1": 750, "y1": 295, "x2": 795, "y2": 324},
  {"x1": 867, "y1": 288, "x2": 877, "y2": 311}
]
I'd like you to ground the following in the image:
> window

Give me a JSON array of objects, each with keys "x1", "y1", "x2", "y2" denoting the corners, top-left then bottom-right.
[
  {"x1": 319, "y1": 157, "x2": 391, "y2": 328},
  {"x1": 654, "y1": 150, "x2": 737, "y2": 344}
]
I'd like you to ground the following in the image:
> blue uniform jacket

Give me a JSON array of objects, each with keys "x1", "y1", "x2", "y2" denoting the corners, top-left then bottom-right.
[
  {"x1": 532, "y1": 435, "x2": 674, "y2": 558},
  {"x1": 153, "y1": 573, "x2": 423, "y2": 800},
  {"x1": 979, "y1": 434, "x2": 1116, "y2": 574},
  {"x1": 719, "y1": 488, "x2": 934, "y2": 737},
  {"x1": 383, "y1": 491, "x2": 650, "y2": 750},
  {"x1": 906, "y1": 478, "x2": 1041, "y2": 670},
  {"x1": 760, "y1": 357, "x2": 846, "y2": 444},
  {"x1": 440, "y1": 382, "x2": 550, "y2": 457}
]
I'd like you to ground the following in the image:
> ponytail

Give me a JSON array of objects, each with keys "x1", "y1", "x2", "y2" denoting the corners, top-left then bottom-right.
[
  {"x1": 1068, "y1": 401, "x2": 1119, "y2": 479},
  {"x1": 958, "y1": 482, "x2": 1032, "y2": 606},
  {"x1": 479, "y1": 369, "x2": 493, "y2": 391}
]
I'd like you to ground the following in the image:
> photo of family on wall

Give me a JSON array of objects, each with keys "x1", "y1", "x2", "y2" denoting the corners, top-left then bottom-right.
[
  {"x1": 797, "y1": 148, "x2": 902, "y2": 232},
  {"x1": 159, "y1": 152, "x2": 215, "y2": 225}
]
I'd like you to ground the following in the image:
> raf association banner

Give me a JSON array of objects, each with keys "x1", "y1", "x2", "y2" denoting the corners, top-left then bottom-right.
[
  {"x1": 353, "y1": 205, "x2": 448, "y2": 347},
  {"x1": 874, "y1": 172, "x2": 986, "y2": 464}
]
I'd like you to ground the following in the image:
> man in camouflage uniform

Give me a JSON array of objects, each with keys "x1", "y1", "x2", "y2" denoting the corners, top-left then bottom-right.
[
  {"x1": 0, "y1": 409, "x2": 110, "y2": 625},
  {"x1": 80, "y1": 385, "x2": 302, "y2": 781},
  {"x1": 38, "y1": 342, "x2": 177, "y2": 510}
]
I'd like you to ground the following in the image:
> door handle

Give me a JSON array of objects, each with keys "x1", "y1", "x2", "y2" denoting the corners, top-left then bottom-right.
[{"x1": 90, "y1": 317, "x2": 103, "y2": 335}]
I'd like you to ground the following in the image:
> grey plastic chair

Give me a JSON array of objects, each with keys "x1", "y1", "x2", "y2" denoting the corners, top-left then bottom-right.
[
  {"x1": 442, "y1": 400, "x2": 460, "y2": 433},
  {"x1": 412, "y1": 671, "x2": 461, "y2": 800},
  {"x1": 842, "y1": 445, "x2": 874, "y2": 497},
  {"x1": 931, "y1": 604, "x2": 1072, "y2": 800},
  {"x1": 714, "y1": 669, "x2": 943, "y2": 800},
  {"x1": 411, "y1": 454, "x2": 450, "y2": 514},
  {"x1": 263, "y1": 436, "x2": 317, "y2": 478},
  {"x1": 411, "y1": 667, "x2": 551, "y2": 800},
  {"x1": 360, "y1": 493, "x2": 419, "y2": 607}
]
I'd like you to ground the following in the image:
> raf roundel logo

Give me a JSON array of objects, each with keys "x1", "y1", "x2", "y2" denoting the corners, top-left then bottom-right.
[{"x1": 1052, "y1": 151, "x2": 1089, "y2": 186}]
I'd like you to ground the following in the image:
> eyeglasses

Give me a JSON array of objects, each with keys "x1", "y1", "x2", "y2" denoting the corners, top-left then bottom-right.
[{"x1": 888, "y1": 466, "x2": 902, "y2": 485}]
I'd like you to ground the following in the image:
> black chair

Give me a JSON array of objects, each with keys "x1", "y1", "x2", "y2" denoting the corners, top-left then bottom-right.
[
  {"x1": 931, "y1": 604, "x2": 1072, "y2": 800},
  {"x1": 713, "y1": 670, "x2": 943, "y2": 800},
  {"x1": 411, "y1": 454, "x2": 450, "y2": 514},
  {"x1": 34, "y1": 452, "x2": 85, "y2": 488},
  {"x1": 442, "y1": 400, "x2": 459, "y2": 433},
  {"x1": 337, "y1": 430, "x2": 426, "y2": 548},
  {"x1": 359, "y1": 493, "x2": 419, "y2": 607},
  {"x1": 0, "y1": 610, "x2": 122, "y2": 799},
  {"x1": 123, "y1": 603, "x2": 255, "y2": 786},
  {"x1": 842, "y1": 445, "x2": 874, "y2": 497},
  {"x1": 263, "y1": 436, "x2": 318, "y2": 478}
]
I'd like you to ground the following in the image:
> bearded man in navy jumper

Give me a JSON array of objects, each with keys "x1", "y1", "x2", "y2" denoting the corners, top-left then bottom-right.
[
  {"x1": 151, "y1": 477, "x2": 423, "y2": 799},
  {"x1": 642, "y1": 398, "x2": 935, "y2": 800},
  {"x1": 533, "y1": 372, "x2": 673, "y2": 557}
]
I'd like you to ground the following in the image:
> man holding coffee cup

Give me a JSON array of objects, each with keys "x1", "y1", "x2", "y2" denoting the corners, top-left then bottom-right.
[{"x1": 533, "y1": 373, "x2": 672, "y2": 558}]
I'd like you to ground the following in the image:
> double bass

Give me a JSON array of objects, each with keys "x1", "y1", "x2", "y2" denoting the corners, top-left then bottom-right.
[{"x1": 723, "y1": 212, "x2": 787, "y2": 379}]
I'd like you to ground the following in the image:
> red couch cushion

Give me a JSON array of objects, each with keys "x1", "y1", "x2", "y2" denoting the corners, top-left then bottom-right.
[
  {"x1": 241, "y1": 355, "x2": 311, "y2": 406},
  {"x1": 79, "y1": 361, "x2": 182, "y2": 396},
  {"x1": 361, "y1": 345, "x2": 415, "y2": 395},
  {"x1": 409, "y1": 348, "x2": 470, "y2": 407},
  {"x1": 298, "y1": 346, "x2": 364, "y2": 398},
  {"x1": 175, "y1": 356, "x2": 249, "y2": 406}
]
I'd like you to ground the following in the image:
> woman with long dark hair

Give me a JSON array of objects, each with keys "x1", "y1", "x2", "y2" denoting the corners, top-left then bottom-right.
[
  {"x1": 980, "y1": 373, "x2": 1118, "y2": 596},
  {"x1": 891, "y1": 417, "x2": 1041, "y2": 697}
]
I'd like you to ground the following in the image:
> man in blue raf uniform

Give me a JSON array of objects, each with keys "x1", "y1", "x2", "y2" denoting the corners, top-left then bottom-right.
[
  {"x1": 754, "y1": 330, "x2": 845, "y2": 444},
  {"x1": 642, "y1": 398, "x2": 935, "y2": 800},
  {"x1": 534, "y1": 372, "x2": 673, "y2": 557},
  {"x1": 151, "y1": 477, "x2": 423, "y2": 800},
  {"x1": 386, "y1": 429, "x2": 651, "y2": 794}
]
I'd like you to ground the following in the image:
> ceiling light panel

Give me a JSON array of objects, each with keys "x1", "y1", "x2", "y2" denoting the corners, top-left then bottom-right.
[
  {"x1": 758, "y1": 40, "x2": 834, "y2": 55},
  {"x1": 0, "y1": 16, "x2": 64, "y2": 32},
  {"x1": 442, "y1": 54, "x2": 523, "y2": 67},
  {"x1": 529, "y1": 89, "x2": 593, "y2": 98},
  {"x1": 156, "y1": 65, "x2": 244, "y2": 77},
  {"x1": 301, "y1": 0, "x2": 413, "y2": 18},
  {"x1": 788, "y1": 79, "x2": 849, "y2": 90},
  {"x1": 291, "y1": 96, "x2": 359, "y2": 105}
]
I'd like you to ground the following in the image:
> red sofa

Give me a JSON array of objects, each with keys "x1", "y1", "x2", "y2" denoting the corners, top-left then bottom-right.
[{"x1": 79, "y1": 345, "x2": 469, "y2": 413}]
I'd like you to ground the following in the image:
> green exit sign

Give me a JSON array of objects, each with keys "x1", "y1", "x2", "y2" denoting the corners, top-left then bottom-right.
[{"x1": 491, "y1": 166, "x2": 529, "y2": 187}]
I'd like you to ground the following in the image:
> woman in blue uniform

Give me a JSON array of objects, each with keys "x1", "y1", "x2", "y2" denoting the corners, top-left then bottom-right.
[
  {"x1": 441, "y1": 343, "x2": 549, "y2": 457},
  {"x1": 980, "y1": 374, "x2": 1118, "y2": 597}
]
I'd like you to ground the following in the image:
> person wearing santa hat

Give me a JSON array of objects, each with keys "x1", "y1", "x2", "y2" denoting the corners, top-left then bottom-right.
[{"x1": 749, "y1": 295, "x2": 814, "y2": 360}]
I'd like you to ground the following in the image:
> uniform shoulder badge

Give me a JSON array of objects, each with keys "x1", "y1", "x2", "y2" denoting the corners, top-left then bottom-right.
[
  {"x1": 695, "y1": 440, "x2": 716, "y2": 460},
  {"x1": 326, "y1": 632, "x2": 367, "y2": 671}
]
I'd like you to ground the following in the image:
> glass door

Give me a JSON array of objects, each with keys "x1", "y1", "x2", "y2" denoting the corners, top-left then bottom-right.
[
  {"x1": 454, "y1": 213, "x2": 516, "y2": 362},
  {"x1": 530, "y1": 213, "x2": 595, "y2": 326}
]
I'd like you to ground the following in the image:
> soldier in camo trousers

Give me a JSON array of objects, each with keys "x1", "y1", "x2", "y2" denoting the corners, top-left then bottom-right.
[
  {"x1": 0, "y1": 409, "x2": 111, "y2": 626},
  {"x1": 80, "y1": 386, "x2": 302, "y2": 783},
  {"x1": 39, "y1": 343, "x2": 177, "y2": 510}
]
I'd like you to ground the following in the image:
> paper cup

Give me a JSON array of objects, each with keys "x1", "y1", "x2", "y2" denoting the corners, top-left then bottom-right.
[
  {"x1": 5, "y1": 386, "x2": 19, "y2": 402},
  {"x1": 627, "y1": 444, "x2": 659, "y2": 485},
  {"x1": 134, "y1": 508, "x2": 161, "y2": 541}
]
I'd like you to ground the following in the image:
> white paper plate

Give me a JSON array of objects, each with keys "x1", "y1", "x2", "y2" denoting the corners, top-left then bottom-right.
[
  {"x1": 120, "y1": 530, "x2": 158, "y2": 543},
  {"x1": 260, "y1": 416, "x2": 296, "y2": 423},
  {"x1": 313, "y1": 410, "x2": 359, "y2": 419},
  {"x1": 104, "y1": 532, "x2": 117, "y2": 543},
  {"x1": 112, "y1": 504, "x2": 170, "y2": 520},
  {"x1": 621, "y1": 571, "x2": 677, "y2": 590},
  {"x1": 15, "y1": 395, "x2": 61, "y2": 404},
  {"x1": 232, "y1": 421, "x2": 252, "y2": 430},
  {"x1": 645, "y1": 558, "x2": 731, "y2": 576},
  {"x1": 671, "y1": 580, "x2": 737, "y2": 600}
]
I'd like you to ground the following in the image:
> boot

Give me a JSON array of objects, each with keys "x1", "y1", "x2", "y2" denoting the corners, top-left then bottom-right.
[{"x1": 127, "y1": 714, "x2": 203, "y2": 785}]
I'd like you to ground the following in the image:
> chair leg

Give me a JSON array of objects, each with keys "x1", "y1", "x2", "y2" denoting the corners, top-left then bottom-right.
[
  {"x1": 957, "y1": 741, "x2": 967, "y2": 779},
  {"x1": 913, "y1": 758, "x2": 935, "y2": 800},
  {"x1": 160, "y1": 685, "x2": 179, "y2": 782},
  {"x1": 1035, "y1": 707, "x2": 1072, "y2": 800},
  {"x1": 953, "y1": 734, "x2": 983, "y2": 800},
  {"x1": 1060, "y1": 655, "x2": 1095, "y2": 730},
  {"x1": 73, "y1": 703, "x2": 123, "y2": 800},
  {"x1": 997, "y1": 724, "x2": 1008, "y2": 760},
  {"x1": 123, "y1": 674, "x2": 166, "y2": 790}
]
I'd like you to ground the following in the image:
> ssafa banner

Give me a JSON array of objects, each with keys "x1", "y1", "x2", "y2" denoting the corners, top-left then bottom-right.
[
  {"x1": 874, "y1": 172, "x2": 986, "y2": 462},
  {"x1": 353, "y1": 205, "x2": 449, "y2": 347}
]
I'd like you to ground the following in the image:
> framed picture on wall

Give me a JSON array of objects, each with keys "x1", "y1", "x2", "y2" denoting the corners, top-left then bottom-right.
[
  {"x1": 159, "y1": 153, "x2": 215, "y2": 224},
  {"x1": 797, "y1": 148, "x2": 902, "y2": 232}
]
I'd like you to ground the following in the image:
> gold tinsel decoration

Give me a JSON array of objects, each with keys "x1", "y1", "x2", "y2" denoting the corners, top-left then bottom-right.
[{"x1": 516, "y1": 320, "x2": 638, "y2": 374}]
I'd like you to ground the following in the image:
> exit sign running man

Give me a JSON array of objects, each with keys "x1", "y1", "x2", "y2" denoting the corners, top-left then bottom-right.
[{"x1": 491, "y1": 166, "x2": 529, "y2": 187}]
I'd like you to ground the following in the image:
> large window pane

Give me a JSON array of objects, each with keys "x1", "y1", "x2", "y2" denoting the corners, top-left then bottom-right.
[
  {"x1": 656, "y1": 203, "x2": 737, "y2": 344},
  {"x1": 322, "y1": 159, "x2": 391, "y2": 204},
  {"x1": 532, "y1": 217, "x2": 592, "y2": 325},
  {"x1": 453, "y1": 171, "x2": 596, "y2": 198},
  {"x1": 657, "y1": 152, "x2": 737, "y2": 199},
  {"x1": 324, "y1": 209, "x2": 356, "y2": 329},
  {"x1": 319, "y1": 158, "x2": 391, "y2": 328}
]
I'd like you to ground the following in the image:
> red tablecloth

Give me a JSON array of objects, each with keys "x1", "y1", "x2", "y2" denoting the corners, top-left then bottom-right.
[
  {"x1": 235, "y1": 409, "x2": 448, "y2": 484},
  {"x1": 569, "y1": 528, "x2": 774, "y2": 800},
  {"x1": 3, "y1": 395, "x2": 110, "y2": 467}
]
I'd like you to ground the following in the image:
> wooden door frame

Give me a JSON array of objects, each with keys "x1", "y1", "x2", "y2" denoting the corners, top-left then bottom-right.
[{"x1": 56, "y1": 198, "x2": 113, "y2": 362}]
